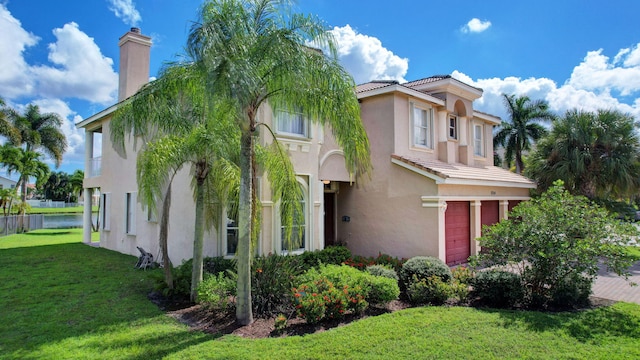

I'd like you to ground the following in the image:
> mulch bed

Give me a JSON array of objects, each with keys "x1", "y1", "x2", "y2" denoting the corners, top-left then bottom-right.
[{"x1": 149, "y1": 291, "x2": 616, "y2": 339}]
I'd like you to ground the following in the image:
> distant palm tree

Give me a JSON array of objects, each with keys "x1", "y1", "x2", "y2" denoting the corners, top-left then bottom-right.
[
  {"x1": 494, "y1": 94, "x2": 555, "y2": 174},
  {"x1": 69, "y1": 170, "x2": 84, "y2": 203},
  {"x1": 188, "y1": 0, "x2": 372, "y2": 325},
  {"x1": 527, "y1": 109, "x2": 640, "y2": 200},
  {"x1": 0, "y1": 145, "x2": 50, "y2": 211}
]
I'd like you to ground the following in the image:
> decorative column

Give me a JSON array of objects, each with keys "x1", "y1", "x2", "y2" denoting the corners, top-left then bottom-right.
[
  {"x1": 470, "y1": 200, "x2": 482, "y2": 255},
  {"x1": 82, "y1": 188, "x2": 93, "y2": 244},
  {"x1": 499, "y1": 200, "x2": 510, "y2": 220}
]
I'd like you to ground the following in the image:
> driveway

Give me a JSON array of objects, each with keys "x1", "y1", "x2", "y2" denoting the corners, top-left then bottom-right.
[{"x1": 592, "y1": 260, "x2": 640, "y2": 304}]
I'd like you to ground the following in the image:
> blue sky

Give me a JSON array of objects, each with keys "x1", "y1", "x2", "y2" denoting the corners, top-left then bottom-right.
[{"x1": 1, "y1": 0, "x2": 640, "y2": 177}]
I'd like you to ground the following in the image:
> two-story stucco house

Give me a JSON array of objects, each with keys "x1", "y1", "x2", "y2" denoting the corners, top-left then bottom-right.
[{"x1": 77, "y1": 29, "x2": 534, "y2": 266}]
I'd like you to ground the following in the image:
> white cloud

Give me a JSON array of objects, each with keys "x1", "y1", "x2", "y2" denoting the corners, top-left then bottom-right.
[
  {"x1": 461, "y1": 18, "x2": 492, "y2": 34},
  {"x1": 326, "y1": 25, "x2": 408, "y2": 84},
  {"x1": 31, "y1": 22, "x2": 118, "y2": 104},
  {"x1": 567, "y1": 48, "x2": 640, "y2": 96},
  {"x1": 0, "y1": 4, "x2": 38, "y2": 98},
  {"x1": 107, "y1": 0, "x2": 141, "y2": 27}
]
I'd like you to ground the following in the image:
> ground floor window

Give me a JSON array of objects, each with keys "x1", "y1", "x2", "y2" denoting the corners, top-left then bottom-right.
[
  {"x1": 125, "y1": 192, "x2": 136, "y2": 235},
  {"x1": 280, "y1": 177, "x2": 308, "y2": 253},
  {"x1": 100, "y1": 192, "x2": 111, "y2": 230}
]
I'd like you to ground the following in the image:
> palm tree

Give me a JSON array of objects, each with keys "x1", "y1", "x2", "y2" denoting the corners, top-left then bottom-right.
[
  {"x1": 494, "y1": 94, "x2": 555, "y2": 174},
  {"x1": 0, "y1": 98, "x2": 20, "y2": 144},
  {"x1": 188, "y1": 0, "x2": 372, "y2": 325},
  {"x1": 527, "y1": 109, "x2": 640, "y2": 200},
  {"x1": 0, "y1": 145, "x2": 50, "y2": 213},
  {"x1": 8, "y1": 104, "x2": 67, "y2": 202},
  {"x1": 111, "y1": 63, "x2": 240, "y2": 301},
  {"x1": 69, "y1": 170, "x2": 84, "y2": 203}
]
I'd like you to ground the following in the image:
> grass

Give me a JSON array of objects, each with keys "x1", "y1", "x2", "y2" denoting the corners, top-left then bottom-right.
[
  {"x1": 626, "y1": 245, "x2": 640, "y2": 260},
  {"x1": 1, "y1": 230, "x2": 639, "y2": 359},
  {"x1": 24, "y1": 206, "x2": 98, "y2": 214}
]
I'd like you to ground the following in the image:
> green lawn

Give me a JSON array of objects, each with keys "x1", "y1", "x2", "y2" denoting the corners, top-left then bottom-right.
[
  {"x1": 25, "y1": 206, "x2": 97, "y2": 214},
  {"x1": 1, "y1": 230, "x2": 639, "y2": 359}
]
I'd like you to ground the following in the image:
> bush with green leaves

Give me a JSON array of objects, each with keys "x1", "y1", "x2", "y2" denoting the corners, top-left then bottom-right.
[
  {"x1": 292, "y1": 276, "x2": 367, "y2": 324},
  {"x1": 400, "y1": 256, "x2": 452, "y2": 295},
  {"x1": 203, "y1": 257, "x2": 236, "y2": 275},
  {"x1": 406, "y1": 275, "x2": 451, "y2": 305},
  {"x1": 299, "y1": 264, "x2": 399, "y2": 305},
  {"x1": 472, "y1": 181, "x2": 637, "y2": 308},
  {"x1": 549, "y1": 273, "x2": 592, "y2": 309},
  {"x1": 366, "y1": 264, "x2": 399, "y2": 281},
  {"x1": 450, "y1": 266, "x2": 474, "y2": 303},
  {"x1": 471, "y1": 269, "x2": 524, "y2": 308},
  {"x1": 197, "y1": 272, "x2": 236, "y2": 311},
  {"x1": 251, "y1": 253, "x2": 305, "y2": 316},
  {"x1": 299, "y1": 246, "x2": 352, "y2": 270}
]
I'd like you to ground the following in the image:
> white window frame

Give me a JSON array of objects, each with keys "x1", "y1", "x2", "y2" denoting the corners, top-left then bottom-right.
[
  {"x1": 449, "y1": 115, "x2": 458, "y2": 140},
  {"x1": 224, "y1": 207, "x2": 239, "y2": 257},
  {"x1": 275, "y1": 110, "x2": 309, "y2": 138},
  {"x1": 411, "y1": 102, "x2": 433, "y2": 149},
  {"x1": 473, "y1": 124, "x2": 484, "y2": 157},
  {"x1": 125, "y1": 192, "x2": 136, "y2": 235},
  {"x1": 100, "y1": 192, "x2": 111, "y2": 231},
  {"x1": 278, "y1": 177, "x2": 308, "y2": 254}
]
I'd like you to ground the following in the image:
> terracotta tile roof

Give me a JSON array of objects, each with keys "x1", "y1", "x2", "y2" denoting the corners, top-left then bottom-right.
[
  {"x1": 391, "y1": 154, "x2": 536, "y2": 187},
  {"x1": 355, "y1": 80, "x2": 399, "y2": 93},
  {"x1": 402, "y1": 75, "x2": 452, "y2": 88}
]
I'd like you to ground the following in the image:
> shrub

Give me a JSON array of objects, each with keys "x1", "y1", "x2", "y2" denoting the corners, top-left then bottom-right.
[
  {"x1": 274, "y1": 314, "x2": 287, "y2": 331},
  {"x1": 344, "y1": 253, "x2": 406, "y2": 273},
  {"x1": 549, "y1": 273, "x2": 592, "y2": 308},
  {"x1": 406, "y1": 275, "x2": 451, "y2": 305},
  {"x1": 197, "y1": 272, "x2": 236, "y2": 311},
  {"x1": 292, "y1": 277, "x2": 366, "y2": 324},
  {"x1": 299, "y1": 246, "x2": 352, "y2": 271},
  {"x1": 472, "y1": 181, "x2": 636, "y2": 308},
  {"x1": 252, "y1": 254, "x2": 304, "y2": 316},
  {"x1": 203, "y1": 257, "x2": 236, "y2": 275},
  {"x1": 299, "y1": 264, "x2": 399, "y2": 305},
  {"x1": 472, "y1": 269, "x2": 524, "y2": 308},
  {"x1": 400, "y1": 256, "x2": 452, "y2": 294},
  {"x1": 366, "y1": 264, "x2": 399, "y2": 281}
]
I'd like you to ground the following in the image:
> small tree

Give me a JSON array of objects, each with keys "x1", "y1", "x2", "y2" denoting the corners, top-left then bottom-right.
[{"x1": 472, "y1": 181, "x2": 637, "y2": 308}]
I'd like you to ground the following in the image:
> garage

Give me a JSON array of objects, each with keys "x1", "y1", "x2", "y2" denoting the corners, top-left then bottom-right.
[
  {"x1": 480, "y1": 200, "x2": 500, "y2": 235},
  {"x1": 445, "y1": 201, "x2": 470, "y2": 265}
]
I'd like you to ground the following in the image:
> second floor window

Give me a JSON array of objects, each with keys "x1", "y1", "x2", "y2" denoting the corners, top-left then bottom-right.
[
  {"x1": 449, "y1": 115, "x2": 458, "y2": 140},
  {"x1": 412, "y1": 103, "x2": 433, "y2": 149},
  {"x1": 474, "y1": 124, "x2": 484, "y2": 156},
  {"x1": 276, "y1": 110, "x2": 308, "y2": 138}
]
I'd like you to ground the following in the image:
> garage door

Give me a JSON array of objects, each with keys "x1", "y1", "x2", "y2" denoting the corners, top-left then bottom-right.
[
  {"x1": 445, "y1": 201, "x2": 470, "y2": 265},
  {"x1": 481, "y1": 200, "x2": 500, "y2": 235},
  {"x1": 508, "y1": 200, "x2": 521, "y2": 213}
]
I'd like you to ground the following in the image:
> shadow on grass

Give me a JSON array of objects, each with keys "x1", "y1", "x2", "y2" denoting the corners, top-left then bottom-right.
[
  {"x1": 23, "y1": 230, "x2": 73, "y2": 236},
  {"x1": 480, "y1": 304, "x2": 640, "y2": 342}
]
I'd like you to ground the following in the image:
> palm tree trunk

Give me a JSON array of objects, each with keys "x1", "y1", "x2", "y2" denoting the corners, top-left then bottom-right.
[
  {"x1": 190, "y1": 174, "x2": 206, "y2": 303},
  {"x1": 160, "y1": 183, "x2": 173, "y2": 290},
  {"x1": 236, "y1": 129, "x2": 254, "y2": 325}
]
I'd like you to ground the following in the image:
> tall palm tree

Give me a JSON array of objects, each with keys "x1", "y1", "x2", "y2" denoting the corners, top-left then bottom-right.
[
  {"x1": 111, "y1": 63, "x2": 240, "y2": 302},
  {"x1": 527, "y1": 109, "x2": 640, "y2": 200},
  {"x1": 494, "y1": 94, "x2": 555, "y2": 174},
  {"x1": 8, "y1": 104, "x2": 67, "y2": 202},
  {"x1": 69, "y1": 170, "x2": 84, "y2": 203},
  {"x1": 188, "y1": 0, "x2": 372, "y2": 325}
]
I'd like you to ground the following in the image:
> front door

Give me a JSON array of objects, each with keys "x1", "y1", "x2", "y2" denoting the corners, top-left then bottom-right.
[{"x1": 324, "y1": 192, "x2": 335, "y2": 247}]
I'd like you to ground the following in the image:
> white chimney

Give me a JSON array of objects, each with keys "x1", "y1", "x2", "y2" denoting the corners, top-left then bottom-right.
[{"x1": 118, "y1": 27, "x2": 151, "y2": 102}]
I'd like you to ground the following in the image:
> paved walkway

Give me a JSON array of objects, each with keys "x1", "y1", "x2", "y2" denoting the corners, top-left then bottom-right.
[{"x1": 592, "y1": 260, "x2": 640, "y2": 304}]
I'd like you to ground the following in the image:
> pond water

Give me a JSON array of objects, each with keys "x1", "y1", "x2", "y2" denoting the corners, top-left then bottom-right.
[{"x1": 43, "y1": 213, "x2": 93, "y2": 229}]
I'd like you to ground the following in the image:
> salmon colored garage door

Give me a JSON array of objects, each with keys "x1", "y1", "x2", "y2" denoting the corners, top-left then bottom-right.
[
  {"x1": 445, "y1": 201, "x2": 470, "y2": 265},
  {"x1": 481, "y1": 200, "x2": 500, "y2": 235}
]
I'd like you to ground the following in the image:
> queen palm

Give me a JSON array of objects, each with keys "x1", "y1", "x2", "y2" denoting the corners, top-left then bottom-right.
[
  {"x1": 188, "y1": 0, "x2": 372, "y2": 325},
  {"x1": 0, "y1": 98, "x2": 20, "y2": 144},
  {"x1": 112, "y1": 63, "x2": 240, "y2": 302},
  {"x1": 527, "y1": 109, "x2": 640, "y2": 200},
  {"x1": 8, "y1": 104, "x2": 67, "y2": 202},
  {"x1": 494, "y1": 94, "x2": 554, "y2": 174}
]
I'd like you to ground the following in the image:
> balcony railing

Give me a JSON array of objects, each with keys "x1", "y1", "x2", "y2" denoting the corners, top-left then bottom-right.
[{"x1": 88, "y1": 156, "x2": 102, "y2": 177}]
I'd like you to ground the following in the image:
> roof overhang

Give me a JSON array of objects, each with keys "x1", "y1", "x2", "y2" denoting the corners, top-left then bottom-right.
[
  {"x1": 391, "y1": 157, "x2": 537, "y2": 189},
  {"x1": 411, "y1": 77, "x2": 483, "y2": 101},
  {"x1": 473, "y1": 111, "x2": 501, "y2": 125},
  {"x1": 357, "y1": 84, "x2": 446, "y2": 106},
  {"x1": 75, "y1": 103, "x2": 118, "y2": 129}
]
